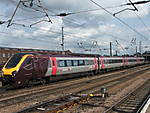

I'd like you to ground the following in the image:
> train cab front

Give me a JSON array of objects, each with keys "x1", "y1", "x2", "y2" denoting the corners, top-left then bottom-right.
[
  {"x1": 0, "y1": 53, "x2": 33, "y2": 87},
  {"x1": 1, "y1": 68, "x2": 17, "y2": 87}
]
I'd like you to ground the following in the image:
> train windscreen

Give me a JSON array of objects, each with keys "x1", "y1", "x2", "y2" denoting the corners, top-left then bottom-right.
[{"x1": 5, "y1": 54, "x2": 23, "y2": 68}]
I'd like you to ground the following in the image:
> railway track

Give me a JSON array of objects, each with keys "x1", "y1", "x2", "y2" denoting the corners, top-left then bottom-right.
[
  {"x1": 104, "y1": 80, "x2": 150, "y2": 113},
  {"x1": 12, "y1": 65, "x2": 150, "y2": 113},
  {"x1": 0, "y1": 64, "x2": 148, "y2": 98},
  {"x1": 0, "y1": 69, "x2": 130, "y2": 108},
  {"x1": 0, "y1": 65, "x2": 148, "y2": 109}
]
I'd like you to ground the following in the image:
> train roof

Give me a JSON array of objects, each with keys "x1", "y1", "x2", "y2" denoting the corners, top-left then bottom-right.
[{"x1": 13, "y1": 53, "x2": 145, "y2": 59}]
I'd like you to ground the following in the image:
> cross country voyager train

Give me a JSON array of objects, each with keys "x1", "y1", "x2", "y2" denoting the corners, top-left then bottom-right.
[{"x1": 0, "y1": 53, "x2": 145, "y2": 88}]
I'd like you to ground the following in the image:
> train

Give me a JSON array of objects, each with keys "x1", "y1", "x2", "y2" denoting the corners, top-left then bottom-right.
[{"x1": 0, "y1": 53, "x2": 145, "y2": 88}]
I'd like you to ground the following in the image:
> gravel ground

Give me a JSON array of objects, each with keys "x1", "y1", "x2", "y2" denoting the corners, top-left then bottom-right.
[
  {"x1": 65, "y1": 70, "x2": 150, "y2": 113},
  {"x1": 0, "y1": 95, "x2": 58, "y2": 113},
  {"x1": 0, "y1": 68, "x2": 132, "y2": 113},
  {"x1": 0, "y1": 67, "x2": 150, "y2": 113}
]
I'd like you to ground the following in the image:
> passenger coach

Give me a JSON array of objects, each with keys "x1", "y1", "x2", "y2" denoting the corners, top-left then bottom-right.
[{"x1": 0, "y1": 53, "x2": 144, "y2": 88}]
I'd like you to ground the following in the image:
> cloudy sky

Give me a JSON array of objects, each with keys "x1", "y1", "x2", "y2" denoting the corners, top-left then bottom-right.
[{"x1": 0, "y1": 0, "x2": 150, "y2": 55}]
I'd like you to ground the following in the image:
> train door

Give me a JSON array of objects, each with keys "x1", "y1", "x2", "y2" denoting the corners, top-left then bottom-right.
[
  {"x1": 125, "y1": 57, "x2": 128, "y2": 66},
  {"x1": 38, "y1": 57, "x2": 49, "y2": 77},
  {"x1": 16, "y1": 57, "x2": 34, "y2": 86},
  {"x1": 33, "y1": 56, "x2": 40, "y2": 77},
  {"x1": 33, "y1": 56, "x2": 49, "y2": 77},
  {"x1": 51, "y1": 57, "x2": 57, "y2": 76},
  {"x1": 122, "y1": 57, "x2": 125, "y2": 67},
  {"x1": 136, "y1": 57, "x2": 140, "y2": 65},
  {"x1": 19, "y1": 57, "x2": 34, "y2": 77},
  {"x1": 45, "y1": 57, "x2": 52, "y2": 76},
  {"x1": 100, "y1": 56, "x2": 105, "y2": 69},
  {"x1": 94, "y1": 58, "x2": 98, "y2": 70}
]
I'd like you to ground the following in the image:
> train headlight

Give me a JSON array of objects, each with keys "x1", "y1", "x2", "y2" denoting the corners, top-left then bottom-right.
[{"x1": 12, "y1": 71, "x2": 17, "y2": 77}]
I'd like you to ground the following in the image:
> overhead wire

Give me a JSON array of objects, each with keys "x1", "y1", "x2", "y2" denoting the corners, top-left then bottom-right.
[
  {"x1": 90, "y1": 0, "x2": 150, "y2": 42},
  {"x1": 123, "y1": 0, "x2": 150, "y2": 53},
  {"x1": 38, "y1": 6, "x2": 134, "y2": 45},
  {"x1": 114, "y1": 40, "x2": 129, "y2": 54},
  {"x1": 134, "y1": 11, "x2": 150, "y2": 34},
  {"x1": 2, "y1": 0, "x2": 148, "y2": 54},
  {"x1": 31, "y1": 2, "x2": 128, "y2": 27},
  {"x1": 124, "y1": 0, "x2": 150, "y2": 35},
  {"x1": 9, "y1": 17, "x2": 134, "y2": 54},
  {"x1": 9, "y1": 0, "x2": 150, "y2": 43}
]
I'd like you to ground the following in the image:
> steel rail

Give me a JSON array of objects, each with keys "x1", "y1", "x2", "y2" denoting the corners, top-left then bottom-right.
[
  {"x1": 14, "y1": 67, "x2": 150, "y2": 113},
  {"x1": 103, "y1": 80, "x2": 150, "y2": 113}
]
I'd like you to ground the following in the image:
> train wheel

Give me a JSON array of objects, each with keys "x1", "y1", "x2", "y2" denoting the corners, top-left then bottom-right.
[{"x1": 27, "y1": 80, "x2": 34, "y2": 87}]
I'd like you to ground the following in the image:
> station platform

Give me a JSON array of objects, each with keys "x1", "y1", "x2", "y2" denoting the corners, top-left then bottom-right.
[
  {"x1": 141, "y1": 98, "x2": 150, "y2": 113},
  {"x1": 145, "y1": 105, "x2": 150, "y2": 113}
]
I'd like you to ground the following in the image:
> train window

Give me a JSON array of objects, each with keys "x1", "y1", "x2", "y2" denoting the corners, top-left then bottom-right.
[
  {"x1": 104, "y1": 59, "x2": 108, "y2": 64},
  {"x1": 114, "y1": 60, "x2": 117, "y2": 63},
  {"x1": 88, "y1": 60, "x2": 94, "y2": 65},
  {"x1": 73, "y1": 60, "x2": 78, "y2": 66},
  {"x1": 23, "y1": 58, "x2": 33, "y2": 70},
  {"x1": 111, "y1": 60, "x2": 114, "y2": 63},
  {"x1": 58, "y1": 60, "x2": 66, "y2": 67},
  {"x1": 66, "y1": 60, "x2": 73, "y2": 66},
  {"x1": 119, "y1": 60, "x2": 122, "y2": 63},
  {"x1": 79, "y1": 60, "x2": 84, "y2": 66},
  {"x1": 84, "y1": 60, "x2": 89, "y2": 65},
  {"x1": 108, "y1": 60, "x2": 111, "y2": 64},
  {"x1": 111, "y1": 60, "x2": 113, "y2": 63},
  {"x1": 129, "y1": 59, "x2": 136, "y2": 62},
  {"x1": 5, "y1": 54, "x2": 23, "y2": 68},
  {"x1": 24, "y1": 58, "x2": 32, "y2": 65}
]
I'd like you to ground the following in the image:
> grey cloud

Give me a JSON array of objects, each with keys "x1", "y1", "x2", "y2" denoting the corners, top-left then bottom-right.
[{"x1": 0, "y1": 0, "x2": 150, "y2": 55}]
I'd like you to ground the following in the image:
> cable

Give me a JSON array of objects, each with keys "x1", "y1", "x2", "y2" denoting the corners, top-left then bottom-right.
[
  {"x1": 124, "y1": 0, "x2": 150, "y2": 36},
  {"x1": 115, "y1": 40, "x2": 129, "y2": 54},
  {"x1": 134, "y1": 12, "x2": 150, "y2": 35},
  {"x1": 41, "y1": 7, "x2": 86, "y2": 27},
  {"x1": 4, "y1": 0, "x2": 146, "y2": 54},
  {"x1": 90, "y1": 0, "x2": 150, "y2": 41}
]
